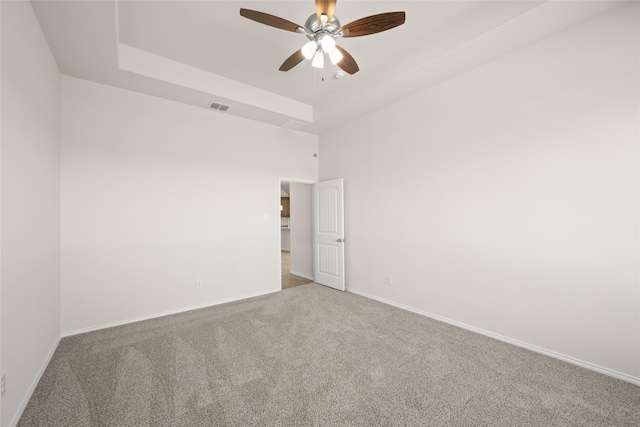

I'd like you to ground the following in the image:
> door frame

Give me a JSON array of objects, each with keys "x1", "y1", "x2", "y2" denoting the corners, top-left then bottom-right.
[{"x1": 278, "y1": 177, "x2": 316, "y2": 290}]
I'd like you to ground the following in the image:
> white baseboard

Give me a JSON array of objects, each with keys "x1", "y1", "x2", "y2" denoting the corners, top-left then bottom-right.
[
  {"x1": 10, "y1": 335, "x2": 62, "y2": 427},
  {"x1": 62, "y1": 289, "x2": 280, "y2": 337},
  {"x1": 289, "y1": 270, "x2": 313, "y2": 280},
  {"x1": 347, "y1": 287, "x2": 640, "y2": 387}
]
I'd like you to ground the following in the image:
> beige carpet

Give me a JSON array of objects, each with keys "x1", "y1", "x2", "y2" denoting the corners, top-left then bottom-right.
[{"x1": 18, "y1": 284, "x2": 640, "y2": 426}]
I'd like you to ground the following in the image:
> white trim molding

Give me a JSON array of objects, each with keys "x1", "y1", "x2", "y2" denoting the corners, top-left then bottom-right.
[
  {"x1": 289, "y1": 270, "x2": 313, "y2": 281},
  {"x1": 347, "y1": 287, "x2": 640, "y2": 387},
  {"x1": 62, "y1": 289, "x2": 280, "y2": 337},
  {"x1": 10, "y1": 336, "x2": 61, "y2": 427}
]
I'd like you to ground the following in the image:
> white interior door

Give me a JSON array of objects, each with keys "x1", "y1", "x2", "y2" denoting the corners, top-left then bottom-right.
[{"x1": 313, "y1": 178, "x2": 345, "y2": 291}]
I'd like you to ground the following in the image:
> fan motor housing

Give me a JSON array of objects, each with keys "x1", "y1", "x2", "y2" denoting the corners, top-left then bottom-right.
[{"x1": 304, "y1": 13, "x2": 341, "y2": 39}]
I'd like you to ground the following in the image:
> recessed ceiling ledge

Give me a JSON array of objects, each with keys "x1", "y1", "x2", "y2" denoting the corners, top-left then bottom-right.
[{"x1": 117, "y1": 43, "x2": 313, "y2": 122}]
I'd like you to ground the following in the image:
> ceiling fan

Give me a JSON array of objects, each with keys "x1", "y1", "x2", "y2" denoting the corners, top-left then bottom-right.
[{"x1": 239, "y1": 0, "x2": 406, "y2": 75}]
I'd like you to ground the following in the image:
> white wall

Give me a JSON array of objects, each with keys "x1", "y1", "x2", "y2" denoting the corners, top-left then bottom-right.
[
  {"x1": 61, "y1": 76, "x2": 318, "y2": 333},
  {"x1": 290, "y1": 183, "x2": 313, "y2": 279},
  {"x1": 1, "y1": 2, "x2": 61, "y2": 425},
  {"x1": 320, "y1": 3, "x2": 639, "y2": 381},
  {"x1": 280, "y1": 228, "x2": 291, "y2": 251}
]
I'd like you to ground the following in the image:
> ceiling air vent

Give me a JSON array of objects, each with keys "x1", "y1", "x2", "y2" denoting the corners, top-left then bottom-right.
[
  {"x1": 208, "y1": 101, "x2": 230, "y2": 112},
  {"x1": 281, "y1": 119, "x2": 307, "y2": 130}
]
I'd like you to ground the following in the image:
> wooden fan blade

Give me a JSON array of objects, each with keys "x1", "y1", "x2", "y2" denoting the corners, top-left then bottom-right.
[
  {"x1": 240, "y1": 8, "x2": 301, "y2": 33},
  {"x1": 340, "y1": 12, "x2": 405, "y2": 38},
  {"x1": 279, "y1": 50, "x2": 306, "y2": 72},
  {"x1": 316, "y1": 0, "x2": 337, "y2": 24},
  {"x1": 335, "y1": 46, "x2": 359, "y2": 75}
]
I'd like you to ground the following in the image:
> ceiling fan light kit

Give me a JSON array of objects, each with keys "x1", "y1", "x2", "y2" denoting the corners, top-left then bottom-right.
[
  {"x1": 320, "y1": 35, "x2": 335, "y2": 53},
  {"x1": 301, "y1": 41, "x2": 318, "y2": 59},
  {"x1": 329, "y1": 48, "x2": 343, "y2": 65},
  {"x1": 312, "y1": 50, "x2": 325, "y2": 68},
  {"x1": 240, "y1": 0, "x2": 405, "y2": 75}
]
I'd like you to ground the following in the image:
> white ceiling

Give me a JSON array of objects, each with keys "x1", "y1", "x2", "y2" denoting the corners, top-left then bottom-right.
[{"x1": 31, "y1": 0, "x2": 626, "y2": 134}]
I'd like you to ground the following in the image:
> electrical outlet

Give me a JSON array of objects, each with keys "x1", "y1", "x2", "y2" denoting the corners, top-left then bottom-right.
[
  {"x1": 386, "y1": 276, "x2": 393, "y2": 286},
  {"x1": 1, "y1": 375, "x2": 6, "y2": 397},
  {"x1": 196, "y1": 279, "x2": 203, "y2": 288}
]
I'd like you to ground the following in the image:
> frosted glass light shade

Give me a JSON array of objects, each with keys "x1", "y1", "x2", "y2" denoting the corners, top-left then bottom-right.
[
  {"x1": 301, "y1": 41, "x2": 318, "y2": 60},
  {"x1": 329, "y1": 48, "x2": 343, "y2": 65},
  {"x1": 311, "y1": 51, "x2": 324, "y2": 68},
  {"x1": 320, "y1": 36, "x2": 336, "y2": 53}
]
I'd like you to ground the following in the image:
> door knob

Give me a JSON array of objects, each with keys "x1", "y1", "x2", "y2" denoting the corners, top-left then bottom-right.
[{"x1": 337, "y1": 238, "x2": 345, "y2": 242}]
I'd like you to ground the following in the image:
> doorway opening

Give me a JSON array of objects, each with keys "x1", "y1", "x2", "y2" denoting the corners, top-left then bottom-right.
[
  {"x1": 281, "y1": 250, "x2": 312, "y2": 289},
  {"x1": 279, "y1": 179, "x2": 314, "y2": 290}
]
